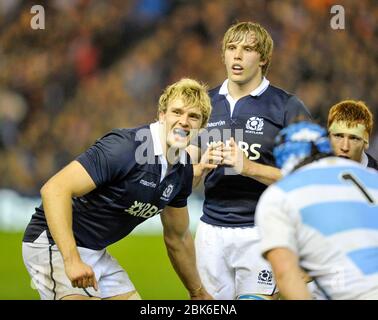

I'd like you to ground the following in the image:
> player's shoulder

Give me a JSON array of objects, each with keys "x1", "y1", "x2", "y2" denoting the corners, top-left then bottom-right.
[
  {"x1": 256, "y1": 183, "x2": 288, "y2": 218},
  {"x1": 101, "y1": 125, "x2": 149, "y2": 143},
  {"x1": 208, "y1": 85, "x2": 223, "y2": 100},
  {"x1": 266, "y1": 84, "x2": 292, "y2": 96},
  {"x1": 265, "y1": 84, "x2": 310, "y2": 122},
  {"x1": 95, "y1": 125, "x2": 150, "y2": 155},
  {"x1": 276, "y1": 157, "x2": 378, "y2": 192},
  {"x1": 265, "y1": 84, "x2": 303, "y2": 105},
  {"x1": 274, "y1": 160, "x2": 323, "y2": 193},
  {"x1": 208, "y1": 85, "x2": 221, "y2": 95}
]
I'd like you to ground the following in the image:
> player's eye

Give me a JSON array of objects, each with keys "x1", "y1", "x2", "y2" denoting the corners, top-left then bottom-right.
[
  {"x1": 190, "y1": 114, "x2": 201, "y2": 120},
  {"x1": 350, "y1": 136, "x2": 362, "y2": 142}
]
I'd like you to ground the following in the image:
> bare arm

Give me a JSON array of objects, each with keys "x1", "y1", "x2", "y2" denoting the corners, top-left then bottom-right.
[
  {"x1": 222, "y1": 138, "x2": 282, "y2": 185},
  {"x1": 160, "y1": 206, "x2": 212, "y2": 300},
  {"x1": 266, "y1": 248, "x2": 311, "y2": 300},
  {"x1": 242, "y1": 159, "x2": 282, "y2": 185},
  {"x1": 41, "y1": 160, "x2": 98, "y2": 290}
]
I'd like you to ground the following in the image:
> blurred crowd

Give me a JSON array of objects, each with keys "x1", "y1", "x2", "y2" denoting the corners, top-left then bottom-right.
[{"x1": 0, "y1": 0, "x2": 377, "y2": 196}]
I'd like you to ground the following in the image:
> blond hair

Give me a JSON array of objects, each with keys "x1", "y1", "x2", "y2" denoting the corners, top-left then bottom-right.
[
  {"x1": 222, "y1": 21, "x2": 274, "y2": 76},
  {"x1": 327, "y1": 100, "x2": 374, "y2": 136},
  {"x1": 158, "y1": 78, "x2": 212, "y2": 128}
]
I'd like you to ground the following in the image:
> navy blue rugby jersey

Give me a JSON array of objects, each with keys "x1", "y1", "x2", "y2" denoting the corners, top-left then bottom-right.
[
  {"x1": 367, "y1": 153, "x2": 378, "y2": 170},
  {"x1": 193, "y1": 84, "x2": 311, "y2": 227},
  {"x1": 23, "y1": 125, "x2": 193, "y2": 250}
]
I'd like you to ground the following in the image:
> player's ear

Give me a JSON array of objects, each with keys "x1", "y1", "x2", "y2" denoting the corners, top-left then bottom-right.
[
  {"x1": 363, "y1": 130, "x2": 369, "y2": 150},
  {"x1": 259, "y1": 59, "x2": 267, "y2": 67}
]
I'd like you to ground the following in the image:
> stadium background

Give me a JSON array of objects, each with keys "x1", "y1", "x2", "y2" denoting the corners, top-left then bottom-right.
[{"x1": 0, "y1": 0, "x2": 376, "y2": 299}]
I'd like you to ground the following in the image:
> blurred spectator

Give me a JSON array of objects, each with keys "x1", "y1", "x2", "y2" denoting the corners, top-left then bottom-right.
[
  {"x1": 132, "y1": 0, "x2": 170, "y2": 24},
  {"x1": 0, "y1": 89, "x2": 27, "y2": 148}
]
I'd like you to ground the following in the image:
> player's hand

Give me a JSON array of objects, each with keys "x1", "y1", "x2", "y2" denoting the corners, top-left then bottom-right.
[
  {"x1": 301, "y1": 269, "x2": 313, "y2": 283},
  {"x1": 64, "y1": 259, "x2": 98, "y2": 291},
  {"x1": 199, "y1": 141, "x2": 224, "y2": 173},
  {"x1": 190, "y1": 286, "x2": 214, "y2": 300},
  {"x1": 221, "y1": 137, "x2": 246, "y2": 174}
]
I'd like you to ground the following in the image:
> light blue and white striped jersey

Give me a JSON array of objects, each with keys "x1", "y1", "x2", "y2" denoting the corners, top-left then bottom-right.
[{"x1": 256, "y1": 157, "x2": 378, "y2": 299}]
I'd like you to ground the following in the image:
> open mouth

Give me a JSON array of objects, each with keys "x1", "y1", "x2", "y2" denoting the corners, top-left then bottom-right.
[
  {"x1": 338, "y1": 155, "x2": 350, "y2": 159},
  {"x1": 173, "y1": 128, "x2": 189, "y2": 138},
  {"x1": 232, "y1": 64, "x2": 243, "y2": 72}
]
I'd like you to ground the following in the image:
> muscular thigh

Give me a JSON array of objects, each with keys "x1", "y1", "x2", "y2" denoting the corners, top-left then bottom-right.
[
  {"x1": 103, "y1": 291, "x2": 141, "y2": 300},
  {"x1": 22, "y1": 242, "x2": 100, "y2": 300},
  {"x1": 195, "y1": 221, "x2": 235, "y2": 299},
  {"x1": 23, "y1": 241, "x2": 136, "y2": 300},
  {"x1": 227, "y1": 227, "x2": 277, "y2": 298}
]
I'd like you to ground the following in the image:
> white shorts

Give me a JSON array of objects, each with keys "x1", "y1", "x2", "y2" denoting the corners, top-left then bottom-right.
[
  {"x1": 195, "y1": 221, "x2": 277, "y2": 300},
  {"x1": 22, "y1": 231, "x2": 135, "y2": 300}
]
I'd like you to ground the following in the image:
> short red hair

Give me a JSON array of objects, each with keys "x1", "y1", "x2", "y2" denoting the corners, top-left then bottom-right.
[{"x1": 327, "y1": 100, "x2": 374, "y2": 136}]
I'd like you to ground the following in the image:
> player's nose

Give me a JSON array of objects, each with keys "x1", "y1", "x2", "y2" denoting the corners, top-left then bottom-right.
[
  {"x1": 179, "y1": 113, "x2": 189, "y2": 126},
  {"x1": 340, "y1": 137, "x2": 350, "y2": 151},
  {"x1": 234, "y1": 46, "x2": 243, "y2": 59}
]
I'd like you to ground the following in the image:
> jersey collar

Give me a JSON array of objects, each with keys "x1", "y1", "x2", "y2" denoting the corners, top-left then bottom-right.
[{"x1": 219, "y1": 77, "x2": 270, "y2": 97}]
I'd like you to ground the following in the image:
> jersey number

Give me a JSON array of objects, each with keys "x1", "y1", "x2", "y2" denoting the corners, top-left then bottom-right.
[{"x1": 341, "y1": 172, "x2": 375, "y2": 204}]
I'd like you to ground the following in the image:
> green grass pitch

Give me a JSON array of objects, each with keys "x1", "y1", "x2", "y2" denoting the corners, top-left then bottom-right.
[{"x1": 0, "y1": 232, "x2": 188, "y2": 300}]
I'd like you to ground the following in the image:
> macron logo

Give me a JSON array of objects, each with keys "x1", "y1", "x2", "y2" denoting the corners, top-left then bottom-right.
[
  {"x1": 140, "y1": 179, "x2": 157, "y2": 188},
  {"x1": 207, "y1": 120, "x2": 226, "y2": 128}
]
